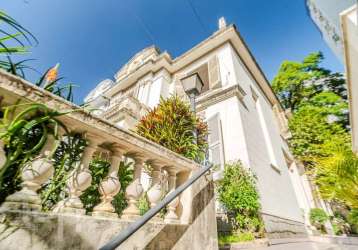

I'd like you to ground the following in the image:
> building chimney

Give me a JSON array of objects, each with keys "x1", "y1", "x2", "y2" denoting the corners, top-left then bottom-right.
[{"x1": 218, "y1": 17, "x2": 227, "y2": 30}]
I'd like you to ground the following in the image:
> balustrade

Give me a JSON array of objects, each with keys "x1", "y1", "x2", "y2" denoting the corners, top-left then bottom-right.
[
  {"x1": 164, "y1": 166, "x2": 180, "y2": 223},
  {"x1": 0, "y1": 69, "x2": 201, "y2": 226},
  {"x1": 92, "y1": 150, "x2": 122, "y2": 217}
]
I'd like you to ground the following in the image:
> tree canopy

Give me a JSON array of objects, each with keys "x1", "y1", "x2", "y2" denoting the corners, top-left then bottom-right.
[{"x1": 272, "y1": 52, "x2": 346, "y2": 112}]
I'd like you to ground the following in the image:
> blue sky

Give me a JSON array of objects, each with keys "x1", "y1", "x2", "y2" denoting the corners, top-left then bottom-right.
[{"x1": 3, "y1": 0, "x2": 343, "y2": 104}]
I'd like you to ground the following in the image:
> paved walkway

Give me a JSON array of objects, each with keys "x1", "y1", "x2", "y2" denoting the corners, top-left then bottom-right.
[{"x1": 250, "y1": 242, "x2": 357, "y2": 250}]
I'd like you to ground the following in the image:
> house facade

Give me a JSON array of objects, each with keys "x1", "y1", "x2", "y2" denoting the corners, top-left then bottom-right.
[{"x1": 85, "y1": 18, "x2": 317, "y2": 236}]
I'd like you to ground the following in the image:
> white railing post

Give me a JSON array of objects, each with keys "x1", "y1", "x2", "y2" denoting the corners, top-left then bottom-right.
[
  {"x1": 147, "y1": 163, "x2": 163, "y2": 219},
  {"x1": 57, "y1": 137, "x2": 97, "y2": 214},
  {"x1": 2, "y1": 133, "x2": 56, "y2": 210},
  {"x1": 121, "y1": 156, "x2": 144, "y2": 219},
  {"x1": 92, "y1": 150, "x2": 123, "y2": 217},
  {"x1": 164, "y1": 166, "x2": 179, "y2": 223}
]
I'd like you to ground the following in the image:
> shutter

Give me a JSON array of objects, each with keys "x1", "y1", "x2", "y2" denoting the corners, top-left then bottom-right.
[
  {"x1": 207, "y1": 113, "x2": 224, "y2": 169},
  {"x1": 208, "y1": 55, "x2": 221, "y2": 89}
]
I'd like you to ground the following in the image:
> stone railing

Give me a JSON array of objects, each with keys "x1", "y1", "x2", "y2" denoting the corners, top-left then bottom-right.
[{"x1": 0, "y1": 70, "x2": 200, "y2": 223}]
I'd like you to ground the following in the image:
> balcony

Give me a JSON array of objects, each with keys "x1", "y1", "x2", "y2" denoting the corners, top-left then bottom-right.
[{"x1": 103, "y1": 95, "x2": 149, "y2": 129}]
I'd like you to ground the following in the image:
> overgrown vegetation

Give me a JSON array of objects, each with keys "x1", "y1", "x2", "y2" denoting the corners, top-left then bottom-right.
[
  {"x1": 272, "y1": 52, "x2": 357, "y2": 234},
  {"x1": 216, "y1": 161, "x2": 263, "y2": 239},
  {"x1": 136, "y1": 95, "x2": 208, "y2": 162},
  {"x1": 309, "y1": 208, "x2": 329, "y2": 233}
]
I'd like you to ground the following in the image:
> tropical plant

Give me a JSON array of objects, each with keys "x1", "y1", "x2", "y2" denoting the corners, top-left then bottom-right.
[
  {"x1": 0, "y1": 102, "x2": 69, "y2": 203},
  {"x1": 40, "y1": 133, "x2": 86, "y2": 210},
  {"x1": 0, "y1": 10, "x2": 37, "y2": 55},
  {"x1": 309, "y1": 208, "x2": 329, "y2": 232},
  {"x1": 314, "y1": 147, "x2": 358, "y2": 209},
  {"x1": 136, "y1": 95, "x2": 208, "y2": 162},
  {"x1": 216, "y1": 161, "x2": 263, "y2": 235}
]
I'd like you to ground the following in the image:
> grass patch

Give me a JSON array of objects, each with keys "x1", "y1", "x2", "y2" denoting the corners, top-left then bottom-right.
[{"x1": 218, "y1": 232, "x2": 254, "y2": 245}]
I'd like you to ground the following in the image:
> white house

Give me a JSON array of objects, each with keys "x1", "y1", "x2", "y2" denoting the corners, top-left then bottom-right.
[{"x1": 85, "y1": 18, "x2": 318, "y2": 237}]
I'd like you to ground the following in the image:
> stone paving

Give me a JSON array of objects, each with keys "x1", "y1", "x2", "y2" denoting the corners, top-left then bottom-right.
[{"x1": 250, "y1": 242, "x2": 358, "y2": 250}]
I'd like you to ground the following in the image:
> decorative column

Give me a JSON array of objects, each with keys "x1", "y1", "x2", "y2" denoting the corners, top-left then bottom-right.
[
  {"x1": 92, "y1": 150, "x2": 122, "y2": 218},
  {"x1": 2, "y1": 133, "x2": 57, "y2": 210},
  {"x1": 121, "y1": 157, "x2": 144, "y2": 219},
  {"x1": 147, "y1": 163, "x2": 163, "y2": 219},
  {"x1": 164, "y1": 167, "x2": 179, "y2": 223},
  {"x1": 58, "y1": 138, "x2": 97, "y2": 214}
]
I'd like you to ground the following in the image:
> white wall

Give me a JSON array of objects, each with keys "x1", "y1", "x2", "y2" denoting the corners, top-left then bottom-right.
[{"x1": 226, "y1": 44, "x2": 304, "y2": 223}]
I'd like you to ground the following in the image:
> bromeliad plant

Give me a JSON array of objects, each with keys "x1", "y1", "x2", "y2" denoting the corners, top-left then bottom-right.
[{"x1": 136, "y1": 95, "x2": 208, "y2": 162}]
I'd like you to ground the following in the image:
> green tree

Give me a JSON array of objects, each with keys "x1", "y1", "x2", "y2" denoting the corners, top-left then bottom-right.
[
  {"x1": 288, "y1": 92, "x2": 350, "y2": 164},
  {"x1": 272, "y1": 52, "x2": 346, "y2": 112}
]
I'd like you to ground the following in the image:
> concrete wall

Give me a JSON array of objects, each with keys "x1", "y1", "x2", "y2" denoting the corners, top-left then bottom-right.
[{"x1": 0, "y1": 173, "x2": 218, "y2": 250}]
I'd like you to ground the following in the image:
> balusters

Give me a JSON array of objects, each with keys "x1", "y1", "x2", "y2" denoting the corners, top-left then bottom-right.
[
  {"x1": 57, "y1": 138, "x2": 97, "y2": 214},
  {"x1": 147, "y1": 163, "x2": 163, "y2": 219},
  {"x1": 164, "y1": 167, "x2": 180, "y2": 223},
  {"x1": 92, "y1": 150, "x2": 122, "y2": 217},
  {"x1": 121, "y1": 156, "x2": 144, "y2": 219},
  {"x1": 2, "y1": 133, "x2": 57, "y2": 210}
]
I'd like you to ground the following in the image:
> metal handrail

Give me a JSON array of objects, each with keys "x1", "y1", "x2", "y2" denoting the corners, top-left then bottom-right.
[{"x1": 99, "y1": 163, "x2": 213, "y2": 250}]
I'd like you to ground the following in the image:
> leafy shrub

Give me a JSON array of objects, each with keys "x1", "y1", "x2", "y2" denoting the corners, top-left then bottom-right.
[
  {"x1": 309, "y1": 208, "x2": 329, "y2": 232},
  {"x1": 347, "y1": 209, "x2": 358, "y2": 234},
  {"x1": 136, "y1": 95, "x2": 208, "y2": 162},
  {"x1": 331, "y1": 214, "x2": 349, "y2": 235},
  {"x1": 112, "y1": 161, "x2": 134, "y2": 216},
  {"x1": 217, "y1": 161, "x2": 263, "y2": 235},
  {"x1": 80, "y1": 157, "x2": 110, "y2": 212},
  {"x1": 137, "y1": 193, "x2": 150, "y2": 216}
]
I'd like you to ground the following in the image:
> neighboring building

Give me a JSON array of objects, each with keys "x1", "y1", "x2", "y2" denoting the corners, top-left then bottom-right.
[
  {"x1": 307, "y1": 0, "x2": 358, "y2": 153},
  {"x1": 85, "y1": 18, "x2": 318, "y2": 236},
  {"x1": 306, "y1": 0, "x2": 356, "y2": 62},
  {"x1": 341, "y1": 5, "x2": 358, "y2": 153}
]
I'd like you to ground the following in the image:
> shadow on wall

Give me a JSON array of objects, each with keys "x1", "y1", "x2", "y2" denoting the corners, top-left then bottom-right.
[{"x1": 144, "y1": 179, "x2": 215, "y2": 249}]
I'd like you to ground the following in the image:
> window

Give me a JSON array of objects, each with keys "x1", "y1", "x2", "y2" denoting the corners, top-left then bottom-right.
[
  {"x1": 137, "y1": 81, "x2": 151, "y2": 105},
  {"x1": 207, "y1": 113, "x2": 225, "y2": 169},
  {"x1": 252, "y1": 87, "x2": 280, "y2": 172},
  {"x1": 186, "y1": 55, "x2": 222, "y2": 94}
]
